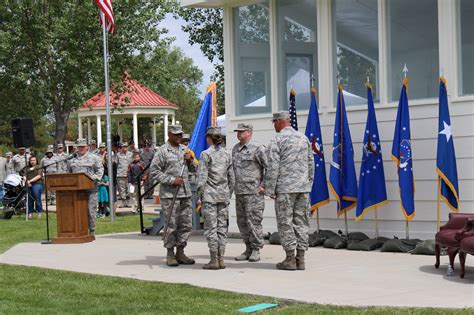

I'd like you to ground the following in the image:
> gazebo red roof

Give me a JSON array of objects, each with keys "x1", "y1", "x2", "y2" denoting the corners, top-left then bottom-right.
[{"x1": 80, "y1": 75, "x2": 177, "y2": 109}]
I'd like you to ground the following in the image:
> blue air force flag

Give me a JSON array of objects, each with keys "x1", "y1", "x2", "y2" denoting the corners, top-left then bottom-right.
[
  {"x1": 356, "y1": 84, "x2": 388, "y2": 221},
  {"x1": 391, "y1": 79, "x2": 415, "y2": 220},
  {"x1": 188, "y1": 83, "x2": 216, "y2": 161},
  {"x1": 305, "y1": 87, "x2": 330, "y2": 213},
  {"x1": 329, "y1": 84, "x2": 358, "y2": 217},
  {"x1": 436, "y1": 78, "x2": 459, "y2": 211}
]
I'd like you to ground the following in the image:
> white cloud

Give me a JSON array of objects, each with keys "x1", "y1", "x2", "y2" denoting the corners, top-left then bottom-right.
[{"x1": 161, "y1": 13, "x2": 215, "y2": 97}]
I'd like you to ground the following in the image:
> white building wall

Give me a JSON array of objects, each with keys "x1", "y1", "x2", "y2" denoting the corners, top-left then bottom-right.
[{"x1": 189, "y1": 0, "x2": 474, "y2": 239}]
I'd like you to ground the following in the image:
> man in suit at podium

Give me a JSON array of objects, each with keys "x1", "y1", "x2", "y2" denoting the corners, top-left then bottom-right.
[{"x1": 68, "y1": 139, "x2": 104, "y2": 236}]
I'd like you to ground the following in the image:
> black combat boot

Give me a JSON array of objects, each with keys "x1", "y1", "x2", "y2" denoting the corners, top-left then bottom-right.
[
  {"x1": 166, "y1": 248, "x2": 179, "y2": 267},
  {"x1": 296, "y1": 249, "x2": 305, "y2": 270},
  {"x1": 202, "y1": 250, "x2": 219, "y2": 270},
  {"x1": 276, "y1": 250, "x2": 297, "y2": 271},
  {"x1": 235, "y1": 242, "x2": 252, "y2": 261},
  {"x1": 175, "y1": 246, "x2": 195, "y2": 265}
]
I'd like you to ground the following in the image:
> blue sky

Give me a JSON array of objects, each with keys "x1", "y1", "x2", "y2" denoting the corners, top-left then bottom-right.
[{"x1": 161, "y1": 13, "x2": 215, "y2": 98}]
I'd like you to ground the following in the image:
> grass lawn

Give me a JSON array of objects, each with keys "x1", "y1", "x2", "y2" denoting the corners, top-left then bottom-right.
[{"x1": 0, "y1": 214, "x2": 471, "y2": 314}]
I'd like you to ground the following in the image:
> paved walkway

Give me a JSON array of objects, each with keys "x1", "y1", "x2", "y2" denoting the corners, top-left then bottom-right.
[{"x1": 0, "y1": 233, "x2": 472, "y2": 309}]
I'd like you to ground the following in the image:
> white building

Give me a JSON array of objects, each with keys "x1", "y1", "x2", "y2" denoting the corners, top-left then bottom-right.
[{"x1": 183, "y1": 0, "x2": 474, "y2": 239}]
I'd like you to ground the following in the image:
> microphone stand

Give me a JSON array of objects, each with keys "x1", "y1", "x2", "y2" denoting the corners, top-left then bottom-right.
[{"x1": 40, "y1": 154, "x2": 75, "y2": 244}]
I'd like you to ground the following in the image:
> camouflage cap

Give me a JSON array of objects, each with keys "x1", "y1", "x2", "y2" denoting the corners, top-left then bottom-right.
[
  {"x1": 76, "y1": 138, "x2": 87, "y2": 146},
  {"x1": 46, "y1": 145, "x2": 54, "y2": 153},
  {"x1": 234, "y1": 123, "x2": 253, "y2": 132},
  {"x1": 18, "y1": 147, "x2": 26, "y2": 150},
  {"x1": 182, "y1": 133, "x2": 191, "y2": 141},
  {"x1": 144, "y1": 139, "x2": 151, "y2": 146},
  {"x1": 5, "y1": 152, "x2": 12, "y2": 156},
  {"x1": 57, "y1": 143, "x2": 64, "y2": 148},
  {"x1": 89, "y1": 139, "x2": 96, "y2": 145},
  {"x1": 120, "y1": 142, "x2": 128, "y2": 147},
  {"x1": 99, "y1": 142, "x2": 106, "y2": 148},
  {"x1": 272, "y1": 111, "x2": 290, "y2": 121},
  {"x1": 206, "y1": 126, "x2": 222, "y2": 136},
  {"x1": 168, "y1": 125, "x2": 183, "y2": 135}
]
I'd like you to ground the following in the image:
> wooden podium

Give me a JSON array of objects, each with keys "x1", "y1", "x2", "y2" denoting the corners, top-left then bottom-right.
[{"x1": 46, "y1": 173, "x2": 96, "y2": 244}]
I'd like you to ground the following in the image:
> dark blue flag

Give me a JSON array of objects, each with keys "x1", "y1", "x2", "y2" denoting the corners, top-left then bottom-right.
[
  {"x1": 391, "y1": 79, "x2": 415, "y2": 220},
  {"x1": 356, "y1": 84, "x2": 388, "y2": 221},
  {"x1": 289, "y1": 88, "x2": 298, "y2": 130},
  {"x1": 305, "y1": 87, "x2": 330, "y2": 213},
  {"x1": 436, "y1": 78, "x2": 459, "y2": 211},
  {"x1": 329, "y1": 84, "x2": 358, "y2": 217}
]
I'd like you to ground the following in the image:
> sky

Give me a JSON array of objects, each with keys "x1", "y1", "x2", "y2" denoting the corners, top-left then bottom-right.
[{"x1": 161, "y1": 13, "x2": 215, "y2": 98}]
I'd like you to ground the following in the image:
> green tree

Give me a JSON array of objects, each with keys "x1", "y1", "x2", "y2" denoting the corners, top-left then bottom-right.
[
  {"x1": 0, "y1": 0, "x2": 201, "y2": 147},
  {"x1": 178, "y1": 7, "x2": 225, "y2": 114}
]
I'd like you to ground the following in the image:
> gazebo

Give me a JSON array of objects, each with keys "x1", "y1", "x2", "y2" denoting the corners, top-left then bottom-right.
[{"x1": 77, "y1": 74, "x2": 178, "y2": 147}]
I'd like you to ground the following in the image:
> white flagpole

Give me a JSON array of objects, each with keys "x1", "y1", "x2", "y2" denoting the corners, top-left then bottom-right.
[{"x1": 100, "y1": 11, "x2": 115, "y2": 222}]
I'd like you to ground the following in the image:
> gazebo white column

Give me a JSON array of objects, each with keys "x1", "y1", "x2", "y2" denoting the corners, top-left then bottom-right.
[
  {"x1": 87, "y1": 118, "x2": 92, "y2": 143},
  {"x1": 152, "y1": 117, "x2": 157, "y2": 147},
  {"x1": 132, "y1": 113, "x2": 139, "y2": 147},
  {"x1": 164, "y1": 114, "x2": 169, "y2": 142},
  {"x1": 78, "y1": 117, "x2": 83, "y2": 139},
  {"x1": 96, "y1": 115, "x2": 102, "y2": 144},
  {"x1": 171, "y1": 115, "x2": 176, "y2": 125}
]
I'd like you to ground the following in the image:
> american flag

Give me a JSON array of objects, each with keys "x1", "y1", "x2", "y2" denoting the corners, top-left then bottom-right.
[
  {"x1": 95, "y1": 0, "x2": 115, "y2": 33},
  {"x1": 289, "y1": 88, "x2": 298, "y2": 130}
]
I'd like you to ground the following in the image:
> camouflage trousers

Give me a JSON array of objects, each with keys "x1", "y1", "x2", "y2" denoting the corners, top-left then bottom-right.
[
  {"x1": 236, "y1": 194, "x2": 264, "y2": 249},
  {"x1": 275, "y1": 192, "x2": 310, "y2": 251},
  {"x1": 87, "y1": 190, "x2": 98, "y2": 232},
  {"x1": 161, "y1": 197, "x2": 193, "y2": 249},
  {"x1": 117, "y1": 177, "x2": 129, "y2": 203},
  {"x1": 202, "y1": 202, "x2": 228, "y2": 251}
]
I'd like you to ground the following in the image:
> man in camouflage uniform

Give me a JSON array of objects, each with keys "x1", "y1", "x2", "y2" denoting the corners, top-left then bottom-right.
[
  {"x1": 140, "y1": 140, "x2": 155, "y2": 199},
  {"x1": 266, "y1": 111, "x2": 314, "y2": 271},
  {"x1": 55, "y1": 144, "x2": 69, "y2": 173},
  {"x1": 97, "y1": 143, "x2": 106, "y2": 159},
  {"x1": 12, "y1": 147, "x2": 29, "y2": 174},
  {"x1": 197, "y1": 126, "x2": 235, "y2": 270},
  {"x1": 116, "y1": 142, "x2": 133, "y2": 207},
  {"x1": 68, "y1": 139, "x2": 104, "y2": 236},
  {"x1": 40, "y1": 145, "x2": 58, "y2": 205},
  {"x1": 89, "y1": 140, "x2": 98, "y2": 155},
  {"x1": 150, "y1": 125, "x2": 196, "y2": 267},
  {"x1": 232, "y1": 123, "x2": 267, "y2": 262},
  {"x1": 5, "y1": 152, "x2": 15, "y2": 176}
]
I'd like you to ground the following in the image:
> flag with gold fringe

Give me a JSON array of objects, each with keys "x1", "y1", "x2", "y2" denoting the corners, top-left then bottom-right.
[
  {"x1": 304, "y1": 87, "x2": 329, "y2": 214},
  {"x1": 329, "y1": 84, "x2": 358, "y2": 217},
  {"x1": 436, "y1": 78, "x2": 459, "y2": 211},
  {"x1": 356, "y1": 84, "x2": 388, "y2": 221}
]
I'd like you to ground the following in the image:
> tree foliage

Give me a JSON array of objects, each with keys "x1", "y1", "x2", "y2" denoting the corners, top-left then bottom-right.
[
  {"x1": 178, "y1": 7, "x2": 225, "y2": 114},
  {"x1": 0, "y1": 0, "x2": 203, "y2": 149}
]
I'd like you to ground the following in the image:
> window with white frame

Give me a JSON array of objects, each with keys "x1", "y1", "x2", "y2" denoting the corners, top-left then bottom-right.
[
  {"x1": 234, "y1": 3, "x2": 271, "y2": 116},
  {"x1": 388, "y1": 0, "x2": 439, "y2": 101},
  {"x1": 459, "y1": 0, "x2": 474, "y2": 96},
  {"x1": 277, "y1": 0, "x2": 318, "y2": 111},
  {"x1": 334, "y1": 0, "x2": 379, "y2": 106}
]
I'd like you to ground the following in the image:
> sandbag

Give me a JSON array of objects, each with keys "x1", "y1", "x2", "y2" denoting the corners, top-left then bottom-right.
[
  {"x1": 347, "y1": 238, "x2": 384, "y2": 251},
  {"x1": 347, "y1": 232, "x2": 370, "y2": 242},
  {"x1": 380, "y1": 238, "x2": 421, "y2": 253},
  {"x1": 309, "y1": 230, "x2": 339, "y2": 247},
  {"x1": 410, "y1": 240, "x2": 436, "y2": 255},
  {"x1": 269, "y1": 232, "x2": 281, "y2": 245},
  {"x1": 323, "y1": 236, "x2": 347, "y2": 249}
]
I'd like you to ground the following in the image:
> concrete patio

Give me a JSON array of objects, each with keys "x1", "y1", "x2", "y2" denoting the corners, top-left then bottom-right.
[{"x1": 0, "y1": 233, "x2": 472, "y2": 309}]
